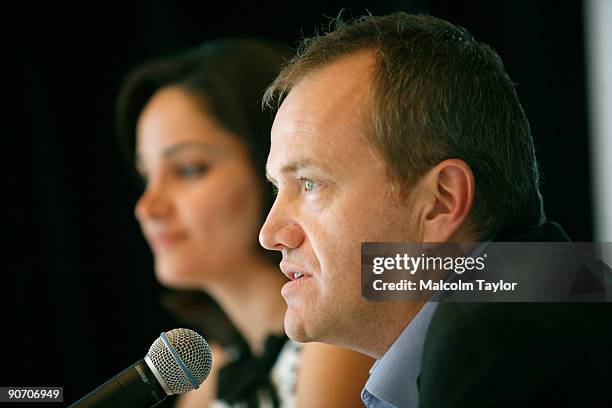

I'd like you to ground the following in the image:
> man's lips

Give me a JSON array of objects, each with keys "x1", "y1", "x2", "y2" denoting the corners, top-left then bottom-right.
[
  {"x1": 280, "y1": 264, "x2": 313, "y2": 297},
  {"x1": 279, "y1": 262, "x2": 312, "y2": 281},
  {"x1": 288, "y1": 271, "x2": 307, "y2": 280}
]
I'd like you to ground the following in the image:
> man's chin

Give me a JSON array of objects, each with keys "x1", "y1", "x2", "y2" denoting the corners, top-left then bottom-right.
[{"x1": 284, "y1": 311, "x2": 316, "y2": 343}]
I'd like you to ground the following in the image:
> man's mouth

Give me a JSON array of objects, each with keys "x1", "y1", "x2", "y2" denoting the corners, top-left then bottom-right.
[{"x1": 281, "y1": 270, "x2": 311, "y2": 296}]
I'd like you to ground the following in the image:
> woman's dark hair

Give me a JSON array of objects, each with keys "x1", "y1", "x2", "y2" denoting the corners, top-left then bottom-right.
[{"x1": 116, "y1": 38, "x2": 294, "y2": 229}]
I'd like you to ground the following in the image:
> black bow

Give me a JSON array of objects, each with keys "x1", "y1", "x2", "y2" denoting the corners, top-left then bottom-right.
[{"x1": 217, "y1": 334, "x2": 288, "y2": 407}]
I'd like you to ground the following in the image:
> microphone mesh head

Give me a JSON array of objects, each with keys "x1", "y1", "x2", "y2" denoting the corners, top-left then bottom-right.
[{"x1": 146, "y1": 328, "x2": 212, "y2": 394}]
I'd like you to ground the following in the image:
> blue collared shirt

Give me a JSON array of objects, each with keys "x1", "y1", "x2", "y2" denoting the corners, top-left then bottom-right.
[
  {"x1": 362, "y1": 243, "x2": 490, "y2": 407},
  {"x1": 361, "y1": 301, "x2": 438, "y2": 408}
]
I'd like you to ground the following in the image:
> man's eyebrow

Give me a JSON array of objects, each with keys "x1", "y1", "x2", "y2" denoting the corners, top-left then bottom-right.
[
  {"x1": 265, "y1": 171, "x2": 277, "y2": 186},
  {"x1": 266, "y1": 159, "x2": 331, "y2": 184}
]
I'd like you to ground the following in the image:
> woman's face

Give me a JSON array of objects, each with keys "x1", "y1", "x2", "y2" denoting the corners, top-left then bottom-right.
[{"x1": 135, "y1": 86, "x2": 263, "y2": 288}]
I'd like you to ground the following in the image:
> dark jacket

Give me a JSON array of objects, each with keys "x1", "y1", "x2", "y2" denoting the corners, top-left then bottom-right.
[{"x1": 418, "y1": 222, "x2": 612, "y2": 407}]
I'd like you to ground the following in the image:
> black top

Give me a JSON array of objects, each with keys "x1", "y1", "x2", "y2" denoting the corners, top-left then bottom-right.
[
  {"x1": 160, "y1": 291, "x2": 290, "y2": 407},
  {"x1": 217, "y1": 334, "x2": 289, "y2": 408}
]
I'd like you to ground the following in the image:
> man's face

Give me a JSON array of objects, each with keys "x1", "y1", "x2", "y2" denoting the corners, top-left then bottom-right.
[{"x1": 260, "y1": 52, "x2": 422, "y2": 348}]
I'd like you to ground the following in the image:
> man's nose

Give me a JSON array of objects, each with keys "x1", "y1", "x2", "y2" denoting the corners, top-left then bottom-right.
[{"x1": 259, "y1": 200, "x2": 305, "y2": 252}]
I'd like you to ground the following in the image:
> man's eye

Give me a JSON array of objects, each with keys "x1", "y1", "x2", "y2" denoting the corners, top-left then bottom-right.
[
  {"x1": 301, "y1": 178, "x2": 315, "y2": 192},
  {"x1": 177, "y1": 164, "x2": 208, "y2": 178},
  {"x1": 271, "y1": 184, "x2": 279, "y2": 196}
]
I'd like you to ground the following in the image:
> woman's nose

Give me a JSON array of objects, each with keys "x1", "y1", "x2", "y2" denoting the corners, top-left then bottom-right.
[{"x1": 134, "y1": 183, "x2": 172, "y2": 222}]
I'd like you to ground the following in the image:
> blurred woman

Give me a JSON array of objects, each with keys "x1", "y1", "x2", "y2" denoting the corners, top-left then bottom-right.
[{"x1": 116, "y1": 38, "x2": 372, "y2": 407}]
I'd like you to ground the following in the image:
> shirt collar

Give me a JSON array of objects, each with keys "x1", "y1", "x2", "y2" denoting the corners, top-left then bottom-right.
[
  {"x1": 363, "y1": 241, "x2": 491, "y2": 407},
  {"x1": 363, "y1": 301, "x2": 438, "y2": 407}
]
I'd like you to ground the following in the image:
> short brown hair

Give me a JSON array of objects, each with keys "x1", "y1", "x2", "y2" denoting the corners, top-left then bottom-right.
[{"x1": 264, "y1": 13, "x2": 545, "y2": 238}]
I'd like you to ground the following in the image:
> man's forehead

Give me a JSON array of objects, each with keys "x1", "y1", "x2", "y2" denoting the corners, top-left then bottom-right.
[
  {"x1": 267, "y1": 57, "x2": 386, "y2": 180},
  {"x1": 280, "y1": 50, "x2": 375, "y2": 112},
  {"x1": 270, "y1": 51, "x2": 376, "y2": 149}
]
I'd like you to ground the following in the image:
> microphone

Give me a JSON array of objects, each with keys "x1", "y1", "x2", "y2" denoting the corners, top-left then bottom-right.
[{"x1": 69, "y1": 328, "x2": 212, "y2": 408}]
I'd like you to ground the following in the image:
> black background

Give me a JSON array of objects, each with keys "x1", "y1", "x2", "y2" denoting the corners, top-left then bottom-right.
[{"x1": 3, "y1": 1, "x2": 592, "y2": 406}]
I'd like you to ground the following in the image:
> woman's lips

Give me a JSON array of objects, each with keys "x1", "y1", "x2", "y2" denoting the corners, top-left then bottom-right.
[{"x1": 150, "y1": 232, "x2": 188, "y2": 249}]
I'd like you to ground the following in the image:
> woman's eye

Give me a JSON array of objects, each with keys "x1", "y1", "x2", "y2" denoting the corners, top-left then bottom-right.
[{"x1": 177, "y1": 163, "x2": 208, "y2": 178}]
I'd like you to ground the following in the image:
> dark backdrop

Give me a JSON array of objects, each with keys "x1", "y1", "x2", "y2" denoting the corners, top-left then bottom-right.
[{"x1": 3, "y1": 1, "x2": 591, "y2": 406}]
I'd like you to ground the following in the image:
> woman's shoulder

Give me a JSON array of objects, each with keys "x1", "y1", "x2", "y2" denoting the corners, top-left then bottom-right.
[{"x1": 292, "y1": 342, "x2": 374, "y2": 408}]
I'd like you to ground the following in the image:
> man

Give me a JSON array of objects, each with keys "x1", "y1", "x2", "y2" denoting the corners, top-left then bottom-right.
[{"x1": 259, "y1": 13, "x2": 611, "y2": 407}]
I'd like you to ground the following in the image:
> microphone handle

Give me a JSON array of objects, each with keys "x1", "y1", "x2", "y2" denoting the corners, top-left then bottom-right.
[{"x1": 69, "y1": 359, "x2": 168, "y2": 408}]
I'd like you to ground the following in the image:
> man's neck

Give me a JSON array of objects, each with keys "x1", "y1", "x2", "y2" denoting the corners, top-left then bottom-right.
[{"x1": 349, "y1": 301, "x2": 426, "y2": 359}]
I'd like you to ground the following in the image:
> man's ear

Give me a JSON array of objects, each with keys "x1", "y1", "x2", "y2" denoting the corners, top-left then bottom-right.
[{"x1": 421, "y1": 159, "x2": 475, "y2": 242}]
